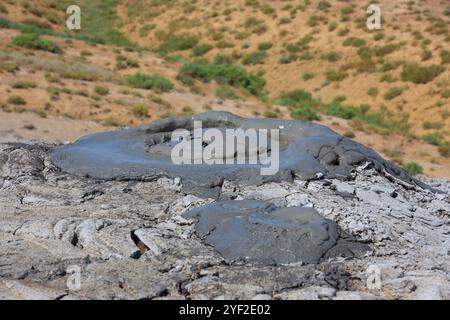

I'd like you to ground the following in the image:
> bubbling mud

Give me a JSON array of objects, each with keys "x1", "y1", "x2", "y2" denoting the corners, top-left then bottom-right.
[
  {"x1": 50, "y1": 111, "x2": 428, "y2": 198},
  {"x1": 184, "y1": 200, "x2": 371, "y2": 265}
]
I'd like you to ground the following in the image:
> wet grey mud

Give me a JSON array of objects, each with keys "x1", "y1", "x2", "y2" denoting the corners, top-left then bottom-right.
[
  {"x1": 184, "y1": 200, "x2": 371, "y2": 265},
  {"x1": 50, "y1": 111, "x2": 428, "y2": 199}
]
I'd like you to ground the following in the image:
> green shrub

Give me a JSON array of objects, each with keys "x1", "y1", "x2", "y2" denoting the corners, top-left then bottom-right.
[
  {"x1": 317, "y1": 0, "x2": 331, "y2": 11},
  {"x1": 323, "y1": 102, "x2": 364, "y2": 119},
  {"x1": 21, "y1": 18, "x2": 52, "y2": 30},
  {"x1": 321, "y1": 51, "x2": 341, "y2": 62},
  {"x1": 276, "y1": 90, "x2": 320, "y2": 109},
  {"x1": 244, "y1": 17, "x2": 267, "y2": 35},
  {"x1": 242, "y1": 51, "x2": 267, "y2": 65},
  {"x1": 367, "y1": 87, "x2": 378, "y2": 97},
  {"x1": 12, "y1": 81, "x2": 36, "y2": 89},
  {"x1": 340, "y1": 6, "x2": 354, "y2": 15},
  {"x1": 422, "y1": 133, "x2": 442, "y2": 146},
  {"x1": 343, "y1": 37, "x2": 366, "y2": 47},
  {"x1": 422, "y1": 121, "x2": 443, "y2": 130},
  {"x1": 131, "y1": 104, "x2": 149, "y2": 118},
  {"x1": 381, "y1": 61, "x2": 401, "y2": 72},
  {"x1": 192, "y1": 44, "x2": 213, "y2": 56},
  {"x1": 0, "y1": 60, "x2": 19, "y2": 72},
  {"x1": 94, "y1": 85, "x2": 109, "y2": 96},
  {"x1": 291, "y1": 106, "x2": 319, "y2": 120},
  {"x1": 216, "y1": 86, "x2": 238, "y2": 100},
  {"x1": 438, "y1": 141, "x2": 450, "y2": 157},
  {"x1": 402, "y1": 162, "x2": 423, "y2": 175},
  {"x1": 159, "y1": 34, "x2": 199, "y2": 53},
  {"x1": 302, "y1": 72, "x2": 315, "y2": 81},
  {"x1": 338, "y1": 28, "x2": 350, "y2": 37},
  {"x1": 373, "y1": 32, "x2": 384, "y2": 41},
  {"x1": 127, "y1": 73, "x2": 174, "y2": 92},
  {"x1": 380, "y1": 74, "x2": 396, "y2": 83},
  {"x1": 421, "y1": 50, "x2": 432, "y2": 61},
  {"x1": 440, "y1": 50, "x2": 450, "y2": 64},
  {"x1": 279, "y1": 56, "x2": 291, "y2": 64},
  {"x1": 258, "y1": 42, "x2": 273, "y2": 51},
  {"x1": 441, "y1": 89, "x2": 450, "y2": 99},
  {"x1": 332, "y1": 95, "x2": 347, "y2": 103},
  {"x1": 384, "y1": 87, "x2": 403, "y2": 100},
  {"x1": 373, "y1": 43, "x2": 402, "y2": 57},
  {"x1": 323, "y1": 102, "x2": 410, "y2": 135},
  {"x1": 0, "y1": 3, "x2": 8, "y2": 14},
  {"x1": 178, "y1": 60, "x2": 266, "y2": 96},
  {"x1": 325, "y1": 70, "x2": 348, "y2": 82},
  {"x1": 116, "y1": 55, "x2": 139, "y2": 69},
  {"x1": 343, "y1": 131, "x2": 355, "y2": 138},
  {"x1": 12, "y1": 33, "x2": 62, "y2": 53},
  {"x1": 401, "y1": 63, "x2": 444, "y2": 84}
]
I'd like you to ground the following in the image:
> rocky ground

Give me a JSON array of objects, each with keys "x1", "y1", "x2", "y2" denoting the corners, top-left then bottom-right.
[{"x1": 0, "y1": 139, "x2": 449, "y2": 300}]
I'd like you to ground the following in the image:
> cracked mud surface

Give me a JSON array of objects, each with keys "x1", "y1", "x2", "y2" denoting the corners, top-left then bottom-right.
[{"x1": 0, "y1": 140, "x2": 449, "y2": 300}]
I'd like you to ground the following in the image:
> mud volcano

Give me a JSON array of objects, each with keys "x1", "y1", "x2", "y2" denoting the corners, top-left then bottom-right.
[
  {"x1": 184, "y1": 200, "x2": 371, "y2": 265},
  {"x1": 51, "y1": 111, "x2": 427, "y2": 197}
]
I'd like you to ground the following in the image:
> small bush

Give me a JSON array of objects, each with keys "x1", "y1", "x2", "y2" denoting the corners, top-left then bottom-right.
[
  {"x1": 178, "y1": 60, "x2": 266, "y2": 96},
  {"x1": 12, "y1": 81, "x2": 36, "y2": 89},
  {"x1": 343, "y1": 131, "x2": 355, "y2": 138},
  {"x1": 7, "y1": 95, "x2": 26, "y2": 105},
  {"x1": 94, "y1": 85, "x2": 109, "y2": 96},
  {"x1": 326, "y1": 69, "x2": 348, "y2": 82},
  {"x1": 127, "y1": 73, "x2": 174, "y2": 92},
  {"x1": 323, "y1": 102, "x2": 364, "y2": 120},
  {"x1": 401, "y1": 63, "x2": 444, "y2": 84},
  {"x1": 276, "y1": 90, "x2": 320, "y2": 109},
  {"x1": 373, "y1": 32, "x2": 384, "y2": 41},
  {"x1": 440, "y1": 50, "x2": 450, "y2": 64},
  {"x1": 12, "y1": 33, "x2": 62, "y2": 53},
  {"x1": 374, "y1": 43, "x2": 402, "y2": 57},
  {"x1": 422, "y1": 133, "x2": 441, "y2": 146},
  {"x1": 380, "y1": 74, "x2": 396, "y2": 83},
  {"x1": 384, "y1": 87, "x2": 403, "y2": 100},
  {"x1": 402, "y1": 162, "x2": 423, "y2": 175},
  {"x1": 192, "y1": 44, "x2": 213, "y2": 57},
  {"x1": 131, "y1": 104, "x2": 149, "y2": 118},
  {"x1": 317, "y1": 0, "x2": 331, "y2": 11},
  {"x1": 291, "y1": 106, "x2": 319, "y2": 121},
  {"x1": 302, "y1": 72, "x2": 315, "y2": 81},
  {"x1": 321, "y1": 51, "x2": 341, "y2": 62},
  {"x1": 279, "y1": 56, "x2": 291, "y2": 64},
  {"x1": 242, "y1": 51, "x2": 267, "y2": 65},
  {"x1": 343, "y1": 37, "x2": 366, "y2": 47},
  {"x1": 421, "y1": 50, "x2": 432, "y2": 61},
  {"x1": 438, "y1": 141, "x2": 450, "y2": 157},
  {"x1": 116, "y1": 55, "x2": 139, "y2": 69},
  {"x1": 244, "y1": 17, "x2": 267, "y2": 35},
  {"x1": 367, "y1": 87, "x2": 378, "y2": 97},
  {"x1": 0, "y1": 61, "x2": 19, "y2": 72},
  {"x1": 216, "y1": 86, "x2": 237, "y2": 100},
  {"x1": 0, "y1": 3, "x2": 8, "y2": 14},
  {"x1": 341, "y1": 6, "x2": 354, "y2": 15},
  {"x1": 422, "y1": 121, "x2": 443, "y2": 130},
  {"x1": 441, "y1": 89, "x2": 450, "y2": 99},
  {"x1": 258, "y1": 42, "x2": 273, "y2": 51}
]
